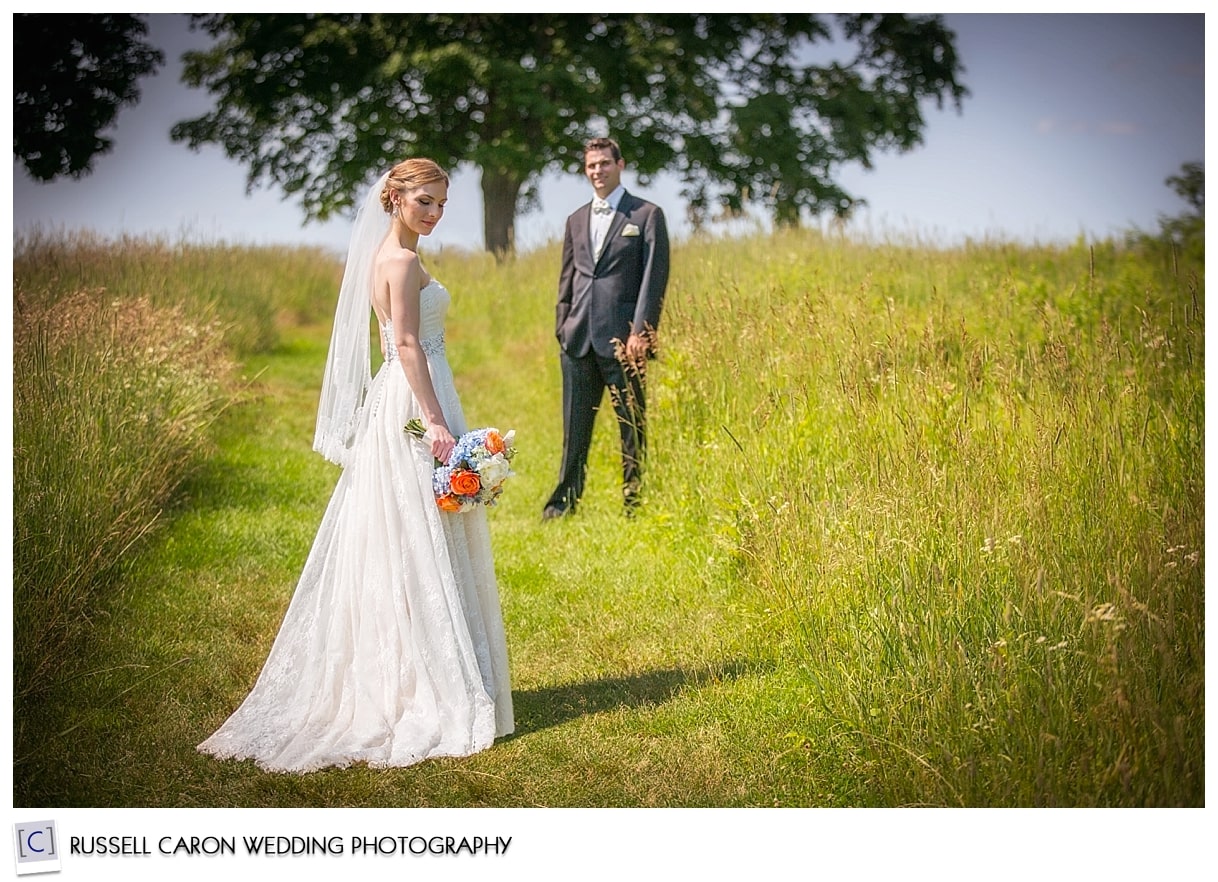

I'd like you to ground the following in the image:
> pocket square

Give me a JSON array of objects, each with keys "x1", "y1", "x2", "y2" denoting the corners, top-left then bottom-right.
[{"x1": 621, "y1": 224, "x2": 641, "y2": 237}]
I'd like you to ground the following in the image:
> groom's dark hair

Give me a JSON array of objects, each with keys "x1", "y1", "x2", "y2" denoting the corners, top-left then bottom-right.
[{"x1": 583, "y1": 137, "x2": 622, "y2": 162}]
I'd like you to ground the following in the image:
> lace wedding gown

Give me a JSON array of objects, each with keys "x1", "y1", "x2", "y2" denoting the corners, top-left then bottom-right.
[{"x1": 198, "y1": 280, "x2": 514, "y2": 773}]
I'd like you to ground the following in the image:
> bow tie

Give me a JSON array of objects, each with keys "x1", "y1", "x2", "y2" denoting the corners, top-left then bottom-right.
[{"x1": 592, "y1": 198, "x2": 613, "y2": 215}]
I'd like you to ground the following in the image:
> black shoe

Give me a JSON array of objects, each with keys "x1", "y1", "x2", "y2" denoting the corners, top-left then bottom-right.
[
  {"x1": 623, "y1": 484, "x2": 641, "y2": 517},
  {"x1": 542, "y1": 505, "x2": 569, "y2": 521}
]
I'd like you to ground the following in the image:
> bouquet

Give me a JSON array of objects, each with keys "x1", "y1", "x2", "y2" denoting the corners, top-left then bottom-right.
[{"x1": 405, "y1": 419, "x2": 517, "y2": 512}]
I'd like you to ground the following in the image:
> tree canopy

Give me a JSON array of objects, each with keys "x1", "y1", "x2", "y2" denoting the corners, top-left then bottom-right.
[
  {"x1": 172, "y1": 14, "x2": 967, "y2": 255},
  {"x1": 13, "y1": 14, "x2": 164, "y2": 181},
  {"x1": 1160, "y1": 161, "x2": 1204, "y2": 252},
  {"x1": 1166, "y1": 161, "x2": 1203, "y2": 217}
]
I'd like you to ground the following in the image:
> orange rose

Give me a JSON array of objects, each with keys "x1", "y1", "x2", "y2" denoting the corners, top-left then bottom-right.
[
  {"x1": 436, "y1": 493, "x2": 463, "y2": 513},
  {"x1": 450, "y1": 469, "x2": 482, "y2": 497},
  {"x1": 484, "y1": 430, "x2": 505, "y2": 455}
]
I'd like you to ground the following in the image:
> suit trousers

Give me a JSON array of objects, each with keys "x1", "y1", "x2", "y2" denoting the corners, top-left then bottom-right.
[{"x1": 546, "y1": 347, "x2": 646, "y2": 511}]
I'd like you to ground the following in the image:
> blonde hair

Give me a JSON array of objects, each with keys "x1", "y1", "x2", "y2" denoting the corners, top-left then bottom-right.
[{"x1": 380, "y1": 158, "x2": 450, "y2": 214}]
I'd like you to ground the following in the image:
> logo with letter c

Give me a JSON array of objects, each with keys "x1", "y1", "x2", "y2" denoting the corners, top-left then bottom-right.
[{"x1": 13, "y1": 820, "x2": 60, "y2": 875}]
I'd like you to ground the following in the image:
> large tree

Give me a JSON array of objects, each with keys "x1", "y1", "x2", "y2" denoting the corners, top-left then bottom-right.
[
  {"x1": 172, "y1": 14, "x2": 966, "y2": 256},
  {"x1": 13, "y1": 14, "x2": 164, "y2": 181}
]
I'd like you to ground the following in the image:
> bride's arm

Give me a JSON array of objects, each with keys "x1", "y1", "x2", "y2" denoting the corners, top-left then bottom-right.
[{"x1": 386, "y1": 250, "x2": 456, "y2": 463}]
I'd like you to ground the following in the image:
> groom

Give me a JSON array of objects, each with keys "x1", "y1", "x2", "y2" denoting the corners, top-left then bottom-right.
[{"x1": 543, "y1": 137, "x2": 670, "y2": 519}]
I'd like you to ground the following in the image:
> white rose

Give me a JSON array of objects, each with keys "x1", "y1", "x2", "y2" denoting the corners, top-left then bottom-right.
[{"x1": 478, "y1": 456, "x2": 511, "y2": 489}]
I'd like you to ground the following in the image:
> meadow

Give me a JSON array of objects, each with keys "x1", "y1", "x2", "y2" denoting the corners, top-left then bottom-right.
[{"x1": 11, "y1": 224, "x2": 1203, "y2": 808}]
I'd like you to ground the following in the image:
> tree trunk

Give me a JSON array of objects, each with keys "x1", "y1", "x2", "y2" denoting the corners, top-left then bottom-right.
[{"x1": 480, "y1": 167, "x2": 524, "y2": 260}]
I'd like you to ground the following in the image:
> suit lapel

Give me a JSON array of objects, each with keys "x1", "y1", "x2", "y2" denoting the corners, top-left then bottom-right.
[{"x1": 577, "y1": 203, "x2": 597, "y2": 263}]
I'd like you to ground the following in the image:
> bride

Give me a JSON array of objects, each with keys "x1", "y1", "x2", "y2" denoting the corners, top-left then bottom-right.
[{"x1": 198, "y1": 158, "x2": 514, "y2": 773}]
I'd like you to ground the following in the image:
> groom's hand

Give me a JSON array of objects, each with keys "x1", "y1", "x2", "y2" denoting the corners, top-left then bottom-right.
[{"x1": 625, "y1": 332, "x2": 650, "y2": 369}]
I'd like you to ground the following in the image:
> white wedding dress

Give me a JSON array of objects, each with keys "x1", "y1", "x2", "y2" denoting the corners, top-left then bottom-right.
[{"x1": 198, "y1": 280, "x2": 514, "y2": 773}]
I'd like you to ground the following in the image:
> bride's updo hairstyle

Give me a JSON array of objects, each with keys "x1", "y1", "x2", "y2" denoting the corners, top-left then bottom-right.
[{"x1": 380, "y1": 158, "x2": 450, "y2": 214}]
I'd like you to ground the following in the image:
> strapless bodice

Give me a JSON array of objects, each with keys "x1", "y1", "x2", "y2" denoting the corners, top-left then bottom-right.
[{"x1": 379, "y1": 280, "x2": 449, "y2": 364}]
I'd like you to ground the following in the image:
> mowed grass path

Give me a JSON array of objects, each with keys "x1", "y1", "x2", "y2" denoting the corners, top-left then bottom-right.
[{"x1": 22, "y1": 318, "x2": 811, "y2": 808}]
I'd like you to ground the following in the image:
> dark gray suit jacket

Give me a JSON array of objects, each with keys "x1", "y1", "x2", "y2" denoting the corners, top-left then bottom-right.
[{"x1": 555, "y1": 191, "x2": 670, "y2": 359}]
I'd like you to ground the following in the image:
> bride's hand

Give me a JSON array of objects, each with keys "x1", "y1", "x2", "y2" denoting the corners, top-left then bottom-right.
[{"x1": 426, "y1": 424, "x2": 456, "y2": 464}]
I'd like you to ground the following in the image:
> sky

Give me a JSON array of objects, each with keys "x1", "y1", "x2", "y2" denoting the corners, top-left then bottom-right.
[{"x1": 8, "y1": 12, "x2": 1208, "y2": 257}]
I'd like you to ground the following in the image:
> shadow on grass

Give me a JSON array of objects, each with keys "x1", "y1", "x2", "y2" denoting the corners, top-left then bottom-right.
[{"x1": 507, "y1": 660, "x2": 758, "y2": 737}]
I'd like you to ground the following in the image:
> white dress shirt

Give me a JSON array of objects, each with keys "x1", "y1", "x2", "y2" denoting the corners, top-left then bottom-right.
[{"x1": 590, "y1": 185, "x2": 625, "y2": 258}]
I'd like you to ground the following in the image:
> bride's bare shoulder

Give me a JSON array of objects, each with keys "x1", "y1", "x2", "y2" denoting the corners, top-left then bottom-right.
[
  {"x1": 375, "y1": 244, "x2": 432, "y2": 293},
  {"x1": 377, "y1": 242, "x2": 420, "y2": 272}
]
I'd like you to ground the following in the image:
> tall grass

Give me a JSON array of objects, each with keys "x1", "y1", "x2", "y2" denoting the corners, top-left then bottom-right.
[
  {"x1": 646, "y1": 230, "x2": 1204, "y2": 805},
  {"x1": 11, "y1": 235, "x2": 341, "y2": 739},
  {"x1": 12, "y1": 291, "x2": 229, "y2": 702},
  {"x1": 14, "y1": 230, "x2": 341, "y2": 355},
  {"x1": 11, "y1": 226, "x2": 1202, "y2": 807}
]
